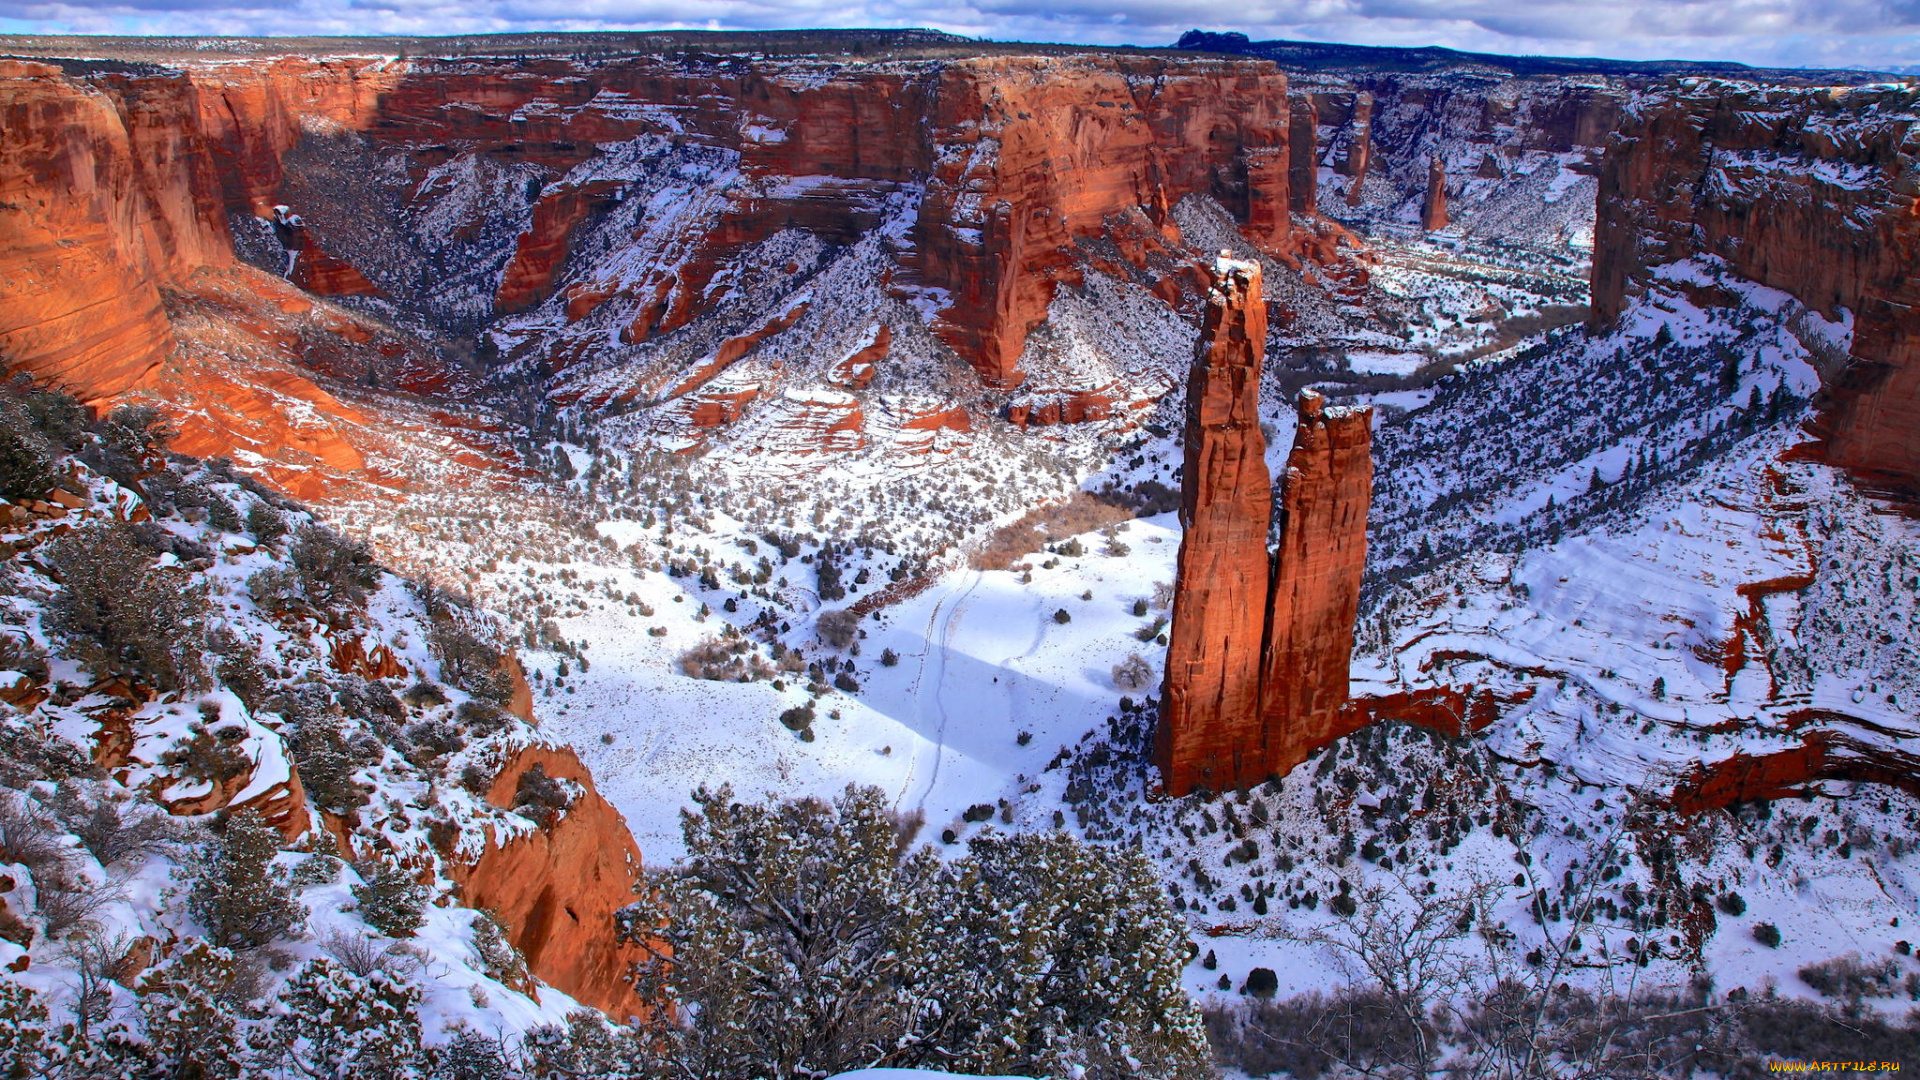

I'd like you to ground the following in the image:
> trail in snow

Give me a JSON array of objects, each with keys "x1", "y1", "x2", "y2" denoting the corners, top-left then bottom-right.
[{"x1": 907, "y1": 569, "x2": 984, "y2": 811}]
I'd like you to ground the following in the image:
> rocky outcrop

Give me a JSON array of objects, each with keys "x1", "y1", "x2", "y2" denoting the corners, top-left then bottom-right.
[
  {"x1": 1668, "y1": 714, "x2": 1920, "y2": 812},
  {"x1": 450, "y1": 742, "x2": 651, "y2": 1021},
  {"x1": 1421, "y1": 157, "x2": 1448, "y2": 231},
  {"x1": 1156, "y1": 258, "x2": 1275, "y2": 797},
  {"x1": 1592, "y1": 82, "x2": 1920, "y2": 493},
  {"x1": 1157, "y1": 259, "x2": 1375, "y2": 796},
  {"x1": 1258, "y1": 389, "x2": 1373, "y2": 775}
]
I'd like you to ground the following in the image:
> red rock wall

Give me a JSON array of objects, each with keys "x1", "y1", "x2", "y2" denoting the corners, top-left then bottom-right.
[
  {"x1": 0, "y1": 62, "x2": 186, "y2": 398},
  {"x1": 451, "y1": 742, "x2": 651, "y2": 1021},
  {"x1": 1259, "y1": 389, "x2": 1373, "y2": 777},
  {"x1": 1592, "y1": 83, "x2": 1920, "y2": 492},
  {"x1": 1156, "y1": 259, "x2": 1274, "y2": 797},
  {"x1": 909, "y1": 56, "x2": 1297, "y2": 387}
]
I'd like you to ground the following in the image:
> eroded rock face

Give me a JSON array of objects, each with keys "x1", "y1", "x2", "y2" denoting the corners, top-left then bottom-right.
[
  {"x1": 0, "y1": 62, "x2": 193, "y2": 398},
  {"x1": 1156, "y1": 258, "x2": 1273, "y2": 797},
  {"x1": 1593, "y1": 83, "x2": 1920, "y2": 493},
  {"x1": 1259, "y1": 389, "x2": 1373, "y2": 776},
  {"x1": 1157, "y1": 262, "x2": 1375, "y2": 797},
  {"x1": 451, "y1": 742, "x2": 651, "y2": 1021}
]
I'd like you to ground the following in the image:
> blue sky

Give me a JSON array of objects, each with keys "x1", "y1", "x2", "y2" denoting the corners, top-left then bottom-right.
[{"x1": 1, "y1": 0, "x2": 1915, "y2": 73}]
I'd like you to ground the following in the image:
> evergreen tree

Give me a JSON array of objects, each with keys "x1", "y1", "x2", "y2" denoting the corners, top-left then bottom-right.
[
  {"x1": 352, "y1": 859, "x2": 430, "y2": 939},
  {"x1": 44, "y1": 525, "x2": 208, "y2": 692},
  {"x1": 135, "y1": 942, "x2": 247, "y2": 1080},
  {"x1": 265, "y1": 957, "x2": 424, "y2": 1080},
  {"x1": 620, "y1": 785, "x2": 1211, "y2": 1080},
  {"x1": 187, "y1": 809, "x2": 306, "y2": 951}
]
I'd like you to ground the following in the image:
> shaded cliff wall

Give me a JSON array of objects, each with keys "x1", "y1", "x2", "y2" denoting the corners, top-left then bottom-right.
[
  {"x1": 452, "y1": 741, "x2": 651, "y2": 1021},
  {"x1": 0, "y1": 61, "x2": 230, "y2": 397},
  {"x1": 1593, "y1": 82, "x2": 1920, "y2": 492}
]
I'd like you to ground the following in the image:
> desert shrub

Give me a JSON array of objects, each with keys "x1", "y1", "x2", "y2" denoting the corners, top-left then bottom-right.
[
  {"x1": 45, "y1": 525, "x2": 208, "y2": 691},
  {"x1": 246, "y1": 502, "x2": 288, "y2": 545},
  {"x1": 680, "y1": 636, "x2": 775, "y2": 682},
  {"x1": 513, "y1": 765, "x2": 573, "y2": 828},
  {"x1": 1112, "y1": 652, "x2": 1154, "y2": 690},
  {"x1": 1753, "y1": 922, "x2": 1782, "y2": 948},
  {"x1": 287, "y1": 523, "x2": 380, "y2": 616},
  {"x1": 401, "y1": 718, "x2": 466, "y2": 764},
  {"x1": 351, "y1": 860, "x2": 429, "y2": 939},
  {"x1": 186, "y1": 809, "x2": 306, "y2": 951},
  {"x1": 160, "y1": 717, "x2": 253, "y2": 789},
  {"x1": 0, "y1": 423, "x2": 55, "y2": 503},
  {"x1": 291, "y1": 712, "x2": 370, "y2": 816},
  {"x1": 425, "y1": 609, "x2": 514, "y2": 703},
  {"x1": 1798, "y1": 954, "x2": 1903, "y2": 1002},
  {"x1": 1052, "y1": 608, "x2": 1072, "y2": 624},
  {"x1": 816, "y1": 609, "x2": 861, "y2": 649},
  {"x1": 50, "y1": 780, "x2": 186, "y2": 867}
]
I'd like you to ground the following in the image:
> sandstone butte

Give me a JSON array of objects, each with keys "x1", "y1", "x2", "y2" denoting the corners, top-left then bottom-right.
[
  {"x1": 1156, "y1": 257, "x2": 1374, "y2": 797},
  {"x1": 1592, "y1": 81, "x2": 1920, "y2": 496}
]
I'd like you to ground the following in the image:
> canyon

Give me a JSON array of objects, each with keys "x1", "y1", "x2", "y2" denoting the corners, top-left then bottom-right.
[{"x1": 2, "y1": 30, "x2": 1920, "y2": 1054}]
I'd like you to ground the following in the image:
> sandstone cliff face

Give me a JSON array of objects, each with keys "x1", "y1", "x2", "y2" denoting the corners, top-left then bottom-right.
[
  {"x1": 1592, "y1": 83, "x2": 1920, "y2": 492},
  {"x1": 0, "y1": 62, "x2": 186, "y2": 398},
  {"x1": 1156, "y1": 258, "x2": 1273, "y2": 797},
  {"x1": 451, "y1": 741, "x2": 651, "y2": 1020},
  {"x1": 1259, "y1": 389, "x2": 1373, "y2": 776},
  {"x1": 1157, "y1": 261, "x2": 1375, "y2": 796}
]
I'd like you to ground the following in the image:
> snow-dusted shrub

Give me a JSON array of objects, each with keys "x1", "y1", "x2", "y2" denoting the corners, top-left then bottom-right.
[
  {"x1": 291, "y1": 711, "x2": 371, "y2": 816},
  {"x1": 1112, "y1": 652, "x2": 1154, "y2": 690},
  {"x1": 620, "y1": 784, "x2": 1210, "y2": 1080},
  {"x1": 815, "y1": 609, "x2": 860, "y2": 649},
  {"x1": 287, "y1": 523, "x2": 381, "y2": 617},
  {"x1": 44, "y1": 525, "x2": 208, "y2": 692},
  {"x1": 1797, "y1": 954, "x2": 1904, "y2": 1003},
  {"x1": 50, "y1": 780, "x2": 187, "y2": 869},
  {"x1": 352, "y1": 859, "x2": 429, "y2": 939},
  {"x1": 511, "y1": 765, "x2": 573, "y2": 828},
  {"x1": 245, "y1": 501, "x2": 288, "y2": 546},
  {"x1": 185, "y1": 809, "x2": 306, "y2": 951}
]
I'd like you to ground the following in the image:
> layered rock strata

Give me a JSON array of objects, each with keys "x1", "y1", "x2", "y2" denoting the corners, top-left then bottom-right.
[
  {"x1": 1157, "y1": 258, "x2": 1374, "y2": 796},
  {"x1": 1593, "y1": 82, "x2": 1920, "y2": 493}
]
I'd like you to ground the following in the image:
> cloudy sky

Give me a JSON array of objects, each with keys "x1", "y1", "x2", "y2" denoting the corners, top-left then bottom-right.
[{"x1": 1, "y1": 0, "x2": 1916, "y2": 73}]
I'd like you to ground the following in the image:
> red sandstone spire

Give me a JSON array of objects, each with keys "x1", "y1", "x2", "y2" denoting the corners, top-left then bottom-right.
[
  {"x1": 1259, "y1": 388, "x2": 1373, "y2": 776},
  {"x1": 1156, "y1": 263, "x2": 1375, "y2": 797},
  {"x1": 1156, "y1": 256, "x2": 1273, "y2": 797}
]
